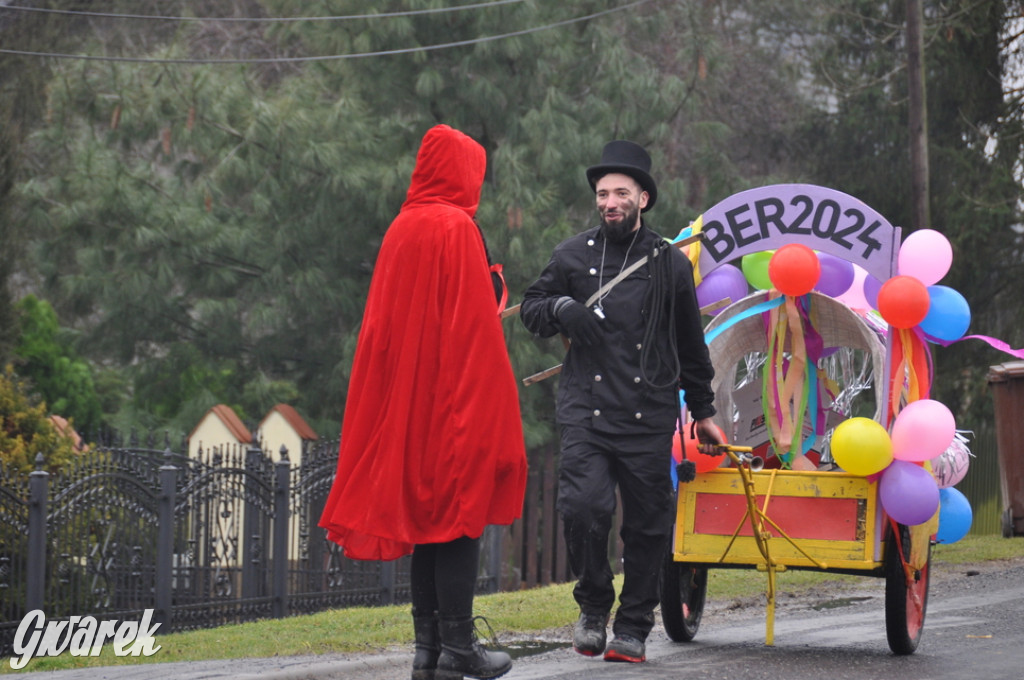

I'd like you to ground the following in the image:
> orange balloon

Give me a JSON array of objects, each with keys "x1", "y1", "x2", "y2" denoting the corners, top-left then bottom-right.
[
  {"x1": 877, "y1": 275, "x2": 930, "y2": 328},
  {"x1": 768, "y1": 244, "x2": 821, "y2": 296},
  {"x1": 673, "y1": 423, "x2": 728, "y2": 474}
]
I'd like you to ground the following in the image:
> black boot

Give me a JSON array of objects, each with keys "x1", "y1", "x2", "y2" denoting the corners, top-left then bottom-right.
[
  {"x1": 412, "y1": 613, "x2": 441, "y2": 680},
  {"x1": 435, "y1": 617, "x2": 512, "y2": 680}
]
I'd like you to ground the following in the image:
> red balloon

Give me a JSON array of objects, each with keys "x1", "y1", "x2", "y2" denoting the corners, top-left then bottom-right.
[
  {"x1": 768, "y1": 244, "x2": 821, "y2": 296},
  {"x1": 673, "y1": 423, "x2": 728, "y2": 474},
  {"x1": 877, "y1": 275, "x2": 930, "y2": 328}
]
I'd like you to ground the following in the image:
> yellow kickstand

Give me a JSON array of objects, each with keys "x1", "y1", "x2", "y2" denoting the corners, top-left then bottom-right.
[{"x1": 719, "y1": 446, "x2": 829, "y2": 646}]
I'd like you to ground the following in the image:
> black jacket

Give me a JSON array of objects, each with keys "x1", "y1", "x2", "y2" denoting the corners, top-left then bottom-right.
[{"x1": 521, "y1": 222, "x2": 717, "y2": 435}]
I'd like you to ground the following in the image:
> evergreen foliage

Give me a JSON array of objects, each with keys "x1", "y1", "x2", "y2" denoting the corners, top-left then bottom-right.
[
  {"x1": 2, "y1": 0, "x2": 1022, "y2": 446},
  {"x1": 773, "y1": 1, "x2": 1024, "y2": 425}
]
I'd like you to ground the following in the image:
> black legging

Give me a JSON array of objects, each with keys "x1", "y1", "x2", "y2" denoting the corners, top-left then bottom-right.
[{"x1": 410, "y1": 536, "x2": 480, "y2": 619}]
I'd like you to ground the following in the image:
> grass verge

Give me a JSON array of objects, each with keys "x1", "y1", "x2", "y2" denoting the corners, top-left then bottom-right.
[{"x1": 4, "y1": 535, "x2": 1022, "y2": 674}]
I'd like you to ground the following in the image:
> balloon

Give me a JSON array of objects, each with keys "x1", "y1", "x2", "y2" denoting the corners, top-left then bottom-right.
[
  {"x1": 835, "y1": 264, "x2": 870, "y2": 310},
  {"x1": 741, "y1": 251, "x2": 774, "y2": 290},
  {"x1": 877, "y1": 275, "x2": 930, "y2": 328},
  {"x1": 919, "y1": 285, "x2": 971, "y2": 341},
  {"x1": 674, "y1": 422, "x2": 728, "y2": 474},
  {"x1": 829, "y1": 417, "x2": 893, "y2": 476},
  {"x1": 933, "y1": 436, "x2": 971, "y2": 488},
  {"x1": 936, "y1": 487, "x2": 973, "y2": 543},
  {"x1": 813, "y1": 252, "x2": 855, "y2": 298},
  {"x1": 899, "y1": 229, "x2": 953, "y2": 286},
  {"x1": 769, "y1": 244, "x2": 821, "y2": 296},
  {"x1": 862, "y1": 273, "x2": 883, "y2": 310},
  {"x1": 696, "y1": 264, "x2": 748, "y2": 315},
  {"x1": 891, "y1": 399, "x2": 956, "y2": 462},
  {"x1": 879, "y1": 460, "x2": 940, "y2": 525}
]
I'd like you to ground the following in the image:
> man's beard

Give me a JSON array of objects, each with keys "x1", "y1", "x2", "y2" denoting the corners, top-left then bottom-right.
[{"x1": 600, "y1": 204, "x2": 641, "y2": 243}]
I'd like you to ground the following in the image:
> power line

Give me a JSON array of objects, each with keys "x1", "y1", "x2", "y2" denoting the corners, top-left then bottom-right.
[
  {"x1": 0, "y1": 0, "x2": 527, "y2": 23},
  {"x1": 0, "y1": 0, "x2": 654, "y2": 65}
]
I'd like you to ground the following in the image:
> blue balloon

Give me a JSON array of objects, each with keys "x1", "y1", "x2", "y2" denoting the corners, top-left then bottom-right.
[
  {"x1": 920, "y1": 285, "x2": 971, "y2": 341},
  {"x1": 936, "y1": 486, "x2": 973, "y2": 544}
]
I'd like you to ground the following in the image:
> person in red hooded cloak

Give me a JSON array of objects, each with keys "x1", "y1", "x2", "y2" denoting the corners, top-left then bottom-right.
[{"x1": 319, "y1": 124, "x2": 527, "y2": 680}]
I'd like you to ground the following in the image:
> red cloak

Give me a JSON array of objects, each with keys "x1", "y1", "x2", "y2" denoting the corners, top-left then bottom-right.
[{"x1": 318, "y1": 125, "x2": 528, "y2": 561}]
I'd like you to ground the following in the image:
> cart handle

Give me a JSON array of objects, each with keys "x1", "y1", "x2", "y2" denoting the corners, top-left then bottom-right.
[{"x1": 714, "y1": 445, "x2": 764, "y2": 471}]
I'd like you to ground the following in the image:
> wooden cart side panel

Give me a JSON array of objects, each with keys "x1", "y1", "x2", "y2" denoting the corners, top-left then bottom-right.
[{"x1": 672, "y1": 469, "x2": 883, "y2": 571}]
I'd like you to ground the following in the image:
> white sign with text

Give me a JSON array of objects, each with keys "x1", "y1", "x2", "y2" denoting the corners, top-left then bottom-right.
[{"x1": 10, "y1": 609, "x2": 162, "y2": 670}]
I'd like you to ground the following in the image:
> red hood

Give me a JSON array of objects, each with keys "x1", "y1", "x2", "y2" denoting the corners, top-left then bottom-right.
[{"x1": 401, "y1": 124, "x2": 486, "y2": 217}]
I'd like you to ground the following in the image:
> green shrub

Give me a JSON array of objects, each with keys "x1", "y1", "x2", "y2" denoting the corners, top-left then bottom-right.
[{"x1": 0, "y1": 364, "x2": 79, "y2": 473}]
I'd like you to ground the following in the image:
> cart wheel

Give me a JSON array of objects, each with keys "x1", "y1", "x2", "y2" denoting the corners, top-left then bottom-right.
[
  {"x1": 660, "y1": 555, "x2": 707, "y2": 642},
  {"x1": 884, "y1": 524, "x2": 931, "y2": 655}
]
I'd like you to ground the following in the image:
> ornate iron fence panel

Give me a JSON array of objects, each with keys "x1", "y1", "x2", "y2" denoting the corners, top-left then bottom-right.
[
  {"x1": 44, "y1": 449, "x2": 163, "y2": 620},
  {"x1": 171, "y1": 444, "x2": 276, "y2": 631},
  {"x1": 0, "y1": 466, "x2": 31, "y2": 657},
  {"x1": 287, "y1": 439, "x2": 413, "y2": 616},
  {"x1": 0, "y1": 432, "x2": 514, "y2": 657}
]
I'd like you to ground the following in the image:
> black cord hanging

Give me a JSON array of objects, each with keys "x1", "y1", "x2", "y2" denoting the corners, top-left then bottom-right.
[{"x1": 639, "y1": 239, "x2": 680, "y2": 390}]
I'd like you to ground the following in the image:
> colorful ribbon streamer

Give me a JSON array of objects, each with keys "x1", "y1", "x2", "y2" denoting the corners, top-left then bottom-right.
[
  {"x1": 886, "y1": 326, "x2": 933, "y2": 424},
  {"x1": 925, "y1": 333, "x2": 1024, "y2": 360},
  {"x1": 678, "y1": 216, "x2": 704, "y2": 286},
  {"x1": 762, "y1": 294, "x2": 823, "y2": 466}
]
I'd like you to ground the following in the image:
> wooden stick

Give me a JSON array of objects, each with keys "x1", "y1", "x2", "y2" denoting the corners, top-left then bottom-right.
[
  {"x1": 500, "y1": 232, "x2": 703, "y2": 323},
  {"x1": 522, "y1": 364, "x2": 563, "y2": 386},
  {"x1": 699, "y1": 297, "x2": 733, "y2": 315}
]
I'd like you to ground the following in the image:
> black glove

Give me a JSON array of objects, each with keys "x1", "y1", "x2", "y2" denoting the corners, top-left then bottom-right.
[{"x1": 555, "y1": 299, "x2": 604, "y2": 348}]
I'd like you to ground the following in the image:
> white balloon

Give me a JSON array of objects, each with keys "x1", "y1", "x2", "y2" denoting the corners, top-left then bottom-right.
[{"x1": 932, "y1": 433, "x2": 972, "y2": 489}]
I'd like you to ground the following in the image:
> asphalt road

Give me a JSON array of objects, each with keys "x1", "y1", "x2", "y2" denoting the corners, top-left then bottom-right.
[{"x1": 8, "y1": 558, "x2": 1023, "y2": 680}]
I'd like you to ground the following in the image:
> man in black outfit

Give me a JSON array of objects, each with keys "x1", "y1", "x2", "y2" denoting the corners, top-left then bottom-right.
[{"x1": 520, "y1": 140, "x2": 723, "y2": 663}]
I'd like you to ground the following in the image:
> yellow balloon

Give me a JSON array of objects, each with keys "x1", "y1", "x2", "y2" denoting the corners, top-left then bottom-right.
[{"x1": 830, "y1": 417, "x2": 893, "y2": 476}]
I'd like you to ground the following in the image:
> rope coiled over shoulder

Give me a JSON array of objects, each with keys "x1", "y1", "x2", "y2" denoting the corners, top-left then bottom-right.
[{"x1": 640, "y1": 239, "x2": 680, "y2": 389}]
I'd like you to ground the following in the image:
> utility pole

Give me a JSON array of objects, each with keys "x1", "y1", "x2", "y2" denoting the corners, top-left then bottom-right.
[{"x1": 907, "y1": 0, "x2": 930, "y2": 231}]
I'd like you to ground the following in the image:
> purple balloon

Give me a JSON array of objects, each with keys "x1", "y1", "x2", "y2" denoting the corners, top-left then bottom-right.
[
  {"x1": 880, "y1": 460, "x2": 940, "y2": 525},
  {"x1": 696, "y1": 264, "x2": 749, "y2": 315},
  {"x1": 814, "y1": 252, "x2": 856, "y2": 297},
  {"x1": 863, "y1": 274, "x2": 883, "y2": 309}
]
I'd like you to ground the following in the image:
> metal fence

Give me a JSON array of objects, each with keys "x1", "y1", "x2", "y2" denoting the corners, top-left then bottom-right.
[
  {"x1": 956, "y1": 421, "x2": 1003, "y2": 536},
  {"x1": 0, "y1": 438, "x2": 511, "y2": 657}
]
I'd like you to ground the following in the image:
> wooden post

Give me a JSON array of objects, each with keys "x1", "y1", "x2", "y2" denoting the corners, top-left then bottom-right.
[{"x1": 906, "y1": 0, "x2": 930, "y2": 230}]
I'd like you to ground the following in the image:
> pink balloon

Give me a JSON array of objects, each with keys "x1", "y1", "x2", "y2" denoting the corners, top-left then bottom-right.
[
  {"x1": 835, "y1": 264, "x2": 870, "y2": 311},
  {"x1": 880, "y1": 460, "x2": 940, "y2": 525},
  {"x1": 899, "y1": 229, "x2": 953, "y2": 286},
  {"x1": 891, "y1": 399, "x2": 956, "y2": 462}
]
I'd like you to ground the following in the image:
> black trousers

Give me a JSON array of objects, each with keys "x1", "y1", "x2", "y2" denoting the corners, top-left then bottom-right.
[
  {"x1": 557, "y1": 426, "x2": 675, "y2": 641},
  {"x1": 410, "y1": 536, "x2": 480, "y2": 620}
]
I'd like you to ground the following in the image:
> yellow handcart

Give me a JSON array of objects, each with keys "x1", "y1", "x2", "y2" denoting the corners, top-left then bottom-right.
[
  {"x1": 661, "y1": 447, "x2": 935, "y2": 654},
  {"x1": 662, "y1": 184, "x2": 937, "y2": 655}
]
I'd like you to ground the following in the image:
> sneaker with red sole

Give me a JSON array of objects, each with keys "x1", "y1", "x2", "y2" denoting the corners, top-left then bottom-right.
[
  {"x1": 603, "y1": 635, "x2": 646, "y2": 663},
  {"x1": 572, "y1": 612, "x2": 609, "y2": 656}
]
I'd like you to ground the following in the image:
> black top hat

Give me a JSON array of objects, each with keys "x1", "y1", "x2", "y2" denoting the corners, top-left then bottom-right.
[{"x1": 586, "y1": 140, "x2": 658, "y2": 212}]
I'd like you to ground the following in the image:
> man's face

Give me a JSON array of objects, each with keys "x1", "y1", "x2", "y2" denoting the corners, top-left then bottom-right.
[{"x1": 595, "y1": 173, "x2": 648, "y2": 243}]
